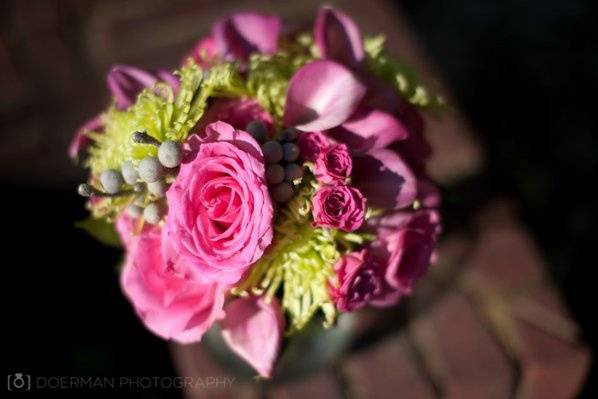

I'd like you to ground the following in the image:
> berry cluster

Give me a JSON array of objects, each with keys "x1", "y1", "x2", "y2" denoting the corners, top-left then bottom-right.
[
  {"x1": 246, "y1": 121, "x2": 304, "y2": 203},
  {"x1": 77, "y1": 131, "x2": 183, "y2": 225}
]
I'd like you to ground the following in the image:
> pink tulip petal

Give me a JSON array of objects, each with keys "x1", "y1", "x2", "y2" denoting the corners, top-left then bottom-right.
[
  {"x1": 314, "y1": 7, "x2": 365, "y2": 66},
  {"x1": 156, "y1": 70, "x2": 179, "y2": 94},
  {"x1": 107, "y1": 65, "x2": 160, "y2": 109},
  {"x1": 68, "y1": 115, "x2": 103, "y2": 160},
  {"x1": 213, "y1": 13, "x2": 281, "y2": 60},
  {"x1": 328, "y1": 107, "x2": 409, "y2": 153},
  {"x1": 284, "y1": 60, "x2": 366, "y2": 131},
  {"x1": 352, "y1": 149, "x2": 417, "y2": 209},
  {"x1": 221, "y1": 297, "x2": 284, "y2": 378}
]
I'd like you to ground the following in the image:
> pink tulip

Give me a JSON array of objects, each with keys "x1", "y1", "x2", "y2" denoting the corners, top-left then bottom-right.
[
  {"x1": 327, "y1": 107, "x2": 409, "y2": 153},
  {"x1": 314, "y1": 7, "x2": 365, "y2": 67},
  {"x1": 221, "y1": 296, "x2": 284, "y2": 378},
  {"x1": 351, "y1": 149, "x2": 417, "y2": 209},
  {"x1": 212, "y1": 13, "x2": 281, "y2": 61},
  {"x1": 68, "y1": 115, "x2": 103, "y2": 161},
  {"x1": 107, "y1": 65, "x2": 178, "y2": 110},
  {"x1": 283, "y1": 60, "x2": 366, "y2": 132}
]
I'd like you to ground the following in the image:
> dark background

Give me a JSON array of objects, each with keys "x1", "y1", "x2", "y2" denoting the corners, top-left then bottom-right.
[{"x1": 2, "y1": 0, "x2": 596, "y2": 397}]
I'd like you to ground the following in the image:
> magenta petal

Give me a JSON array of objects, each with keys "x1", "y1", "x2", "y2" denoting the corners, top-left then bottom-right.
[
  {"x1": 352, "y1": 149, "x2": 417, "y2": 209},
  {"x1": 328, "y1": 107, "x2": 409, "y2": 153},
  {"x1": 314, "y1": 7, "x2": 365, "y2": 66},
  {"x1": 107, "y1": 65, "x2": 161, "y2": 109},
  {"x1": 221, "y1": 297, "x2": 284, "y2": 378},
  {"x1": 284, "y1": 60, "x2": 366, "y2": 131},
  {"x1": 155, "y1": 70, "x2": 180, "y2": 94},
  {"x1": 68, "y1": 115, "x2": 103, "y2": 160},
  {"x1": 213, "y1": 13, "x2": 281, "y2": 60}
]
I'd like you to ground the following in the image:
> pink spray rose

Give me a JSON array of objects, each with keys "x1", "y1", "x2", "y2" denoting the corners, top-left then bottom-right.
[
  {"x1": 312, "y1": 183, "x2": 366, "y2": 232},
  {"x1": 119, "y1": 217, "x2": 225, "y2": 343},
  {"x1": 296, "y1": 131, "x2": 329, "y2": 162},
  {"x1": 163, "y1": 121, "x2": 274, "y2": 285},
  {"x1": 331, "y1": 250, "x2": 382, "y2": 312},
  {"x1": 315, "y1": 143, "x2": 352, "y2": 183},
  {"x1": 368, "y1": 209, "x2": 440, "y2": 294},
  {"x1": 185, "y1": 36, "x2": 218, "y2": 67}
]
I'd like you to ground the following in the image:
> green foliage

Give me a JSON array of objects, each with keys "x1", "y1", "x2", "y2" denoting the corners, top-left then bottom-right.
[
  {"x1": 234, "y1": 177, "x2": 339, "y2": 333},
  {"x1": 76, "y1": 217, "x2": 122, "y2": 248},
  {"x1": 86, "y1": 61, "x2": 246, "y2": 176},
  {"x1": 364, "y1": 35, "x2": 444, "y2": 109},
  {"x1": 246, "y1": 39, "x2": 315, "y2": 124}
]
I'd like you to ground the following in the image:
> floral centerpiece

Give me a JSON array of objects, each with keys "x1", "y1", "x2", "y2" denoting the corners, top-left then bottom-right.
[{"x1": 71, "y1": 7, "x2": 442, "y2": 378}]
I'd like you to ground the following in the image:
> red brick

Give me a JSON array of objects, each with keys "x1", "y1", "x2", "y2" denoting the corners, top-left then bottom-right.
[
  {"x1": 464, "y1": 204, "x2": 547, "y2": 291},
  {"x1": 170, "y1": 342, "x2": 260, "y2": 399},
  {"x1": 514, "y1": 321, "x2": 591, "y2": 399},
  {"x1": 410, "y1": 291, "x2": 514, "y2": 398},
  {"x1": 342, "y1": 334, "x2": 436, "y2": 399},
  {"x1": 267, "y1": 371, "x2": 343, "y2": 399},
  {"x1": 408, "y1": 233, "x2": 474, "y2": 318}
]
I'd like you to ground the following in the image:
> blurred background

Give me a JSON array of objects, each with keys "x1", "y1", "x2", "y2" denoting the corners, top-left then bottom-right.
[{"x1": 2, "y1": 0, "x2": 596, "y2": 397}]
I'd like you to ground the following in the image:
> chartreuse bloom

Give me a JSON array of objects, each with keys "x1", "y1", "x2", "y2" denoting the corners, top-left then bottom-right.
[
  {"x1": 233, "y1": 173, "x2": 372, "y2": 333},
  {"x1": 246, "y1": 35, "x2": 316, "y2": 122},
  {"x1": 86, "y1": 61, "x2": 246, "y2": 176}
]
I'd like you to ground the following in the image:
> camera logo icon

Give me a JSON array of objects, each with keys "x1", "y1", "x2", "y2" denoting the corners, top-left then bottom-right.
[{"x1": 7, "y1": 373, "x2": 31, "y2": 391}]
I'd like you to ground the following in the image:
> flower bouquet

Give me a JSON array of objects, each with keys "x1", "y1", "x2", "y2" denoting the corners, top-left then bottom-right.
[{"x1": 71, "y1": 7, "x2": 442, "y2": 378}]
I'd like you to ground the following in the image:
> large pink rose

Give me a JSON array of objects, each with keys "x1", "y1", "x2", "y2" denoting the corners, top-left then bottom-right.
[
  {"x1": 163, "y1": 121, "x2": 274, "y2": 285},
  {"x1": 119, "y1": 216, "x2": 225, "y2": 343}
]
